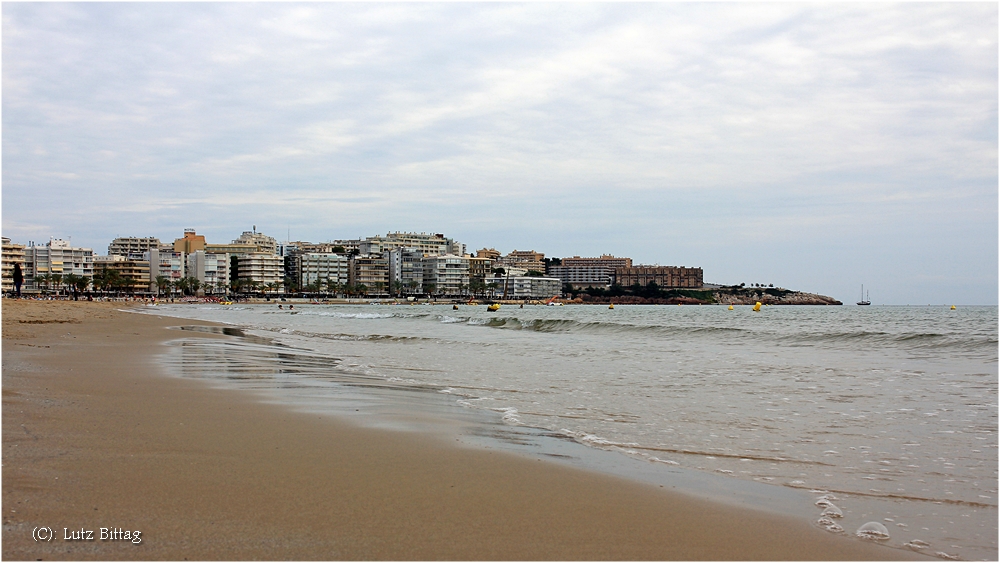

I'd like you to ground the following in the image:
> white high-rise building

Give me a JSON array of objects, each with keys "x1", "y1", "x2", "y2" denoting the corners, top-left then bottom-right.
[
  {"x1": 421, "y1": 254, "x2": 469, "y2": 296},
  {"x1": 187, "y1": 250, "x2": 231, "y2": 293},
  {"x1": 24, "y1": 238, "x2": 94, "y2": 290},
  {"x1": 360, "y1": 232, "x2": 464, "y2": 257},
  {"x1": 299, "y1": 253, "x2": 348, "y2": 289}
]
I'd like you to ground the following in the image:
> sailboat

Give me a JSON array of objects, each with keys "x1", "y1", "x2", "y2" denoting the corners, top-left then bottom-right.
[{"x1": 857, "y1": 284, "x2": 871, "y2": 306}]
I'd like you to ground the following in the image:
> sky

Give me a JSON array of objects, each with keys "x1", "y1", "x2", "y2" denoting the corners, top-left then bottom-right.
[{"x1": 2, "y1": 3, "x2": 997, "y2": 305}]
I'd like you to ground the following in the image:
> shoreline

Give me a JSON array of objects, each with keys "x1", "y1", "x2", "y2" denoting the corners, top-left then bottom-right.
[{"x1": 3, "y1": 300, "x2": 928, "y2": 560}]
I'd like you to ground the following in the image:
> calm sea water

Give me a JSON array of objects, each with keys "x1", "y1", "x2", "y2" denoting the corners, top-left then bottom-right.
[{"x1": 148, "y1": 303, "x2": 997, "y2": 560}]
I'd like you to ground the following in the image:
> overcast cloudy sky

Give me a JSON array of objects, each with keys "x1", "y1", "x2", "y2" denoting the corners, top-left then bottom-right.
[{"x1": 3, "y1": 3, "x2": 996, "y2": 304}]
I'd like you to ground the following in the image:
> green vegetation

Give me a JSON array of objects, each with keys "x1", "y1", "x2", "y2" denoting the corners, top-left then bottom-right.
[{"x1": 567, "y1": 282, "x2": 716, "y2": 303}]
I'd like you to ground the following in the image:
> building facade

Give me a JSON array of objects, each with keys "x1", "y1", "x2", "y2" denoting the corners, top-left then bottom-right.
[
  {"x1": 2, "y1": 237, "x2": 26, "y2": 293},
  {"x1": 187, "y1": 251, "x2": 231, "y2": 293},
  {"x1": 360, "y1": 232, "x2": 463, "y2": 257},
  {"x1": 234, "y1": 229, "x2": 278, "y2": 255},
  {"x1": 93, "y1": 255, "x2": 152, "y2": 293},
  {"x1": 387, "y1": 248, "x2": 425, "y2": 295},
  {"x1": 560, "y1": 255, "x2": 633, "y2": 270},
  {"x1": 108, "y1": 237, "x2": 162, "y2": 259},
  {"x1": 421, "y1": 254, "x2": 469, "y2": 296},
  {"x1": 349, "y1": 255, "x2": 389, "y2": 294},
  {"x1": 24, "y1": 238, "x2": 94, "y2": 291},
  {"x1": 496, "y1": 250, "x2": 545, "y2": 274},
  {"x1": 614, "y1": 266, "x2": 704, "y2": 288},
  {"x1": 235, "y1": 253, "x2": 285, "y2": 291},
  {"x1": 548, "y1": 265, "x2": 614, "y2": 289},
  {"x1": 299, "y1": 253, "x2": 349, "y2": 290}
]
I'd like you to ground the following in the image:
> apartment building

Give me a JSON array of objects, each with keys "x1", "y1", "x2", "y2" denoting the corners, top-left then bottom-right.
[
  {"x1": 299, "y1": 253, "x2": 349, "y2": 289},
  {"x1": 108, "y1": 237, "x2": 162, "y2": 259},
  {"x1": 2, "y1": 237, "x2": 26, "y2": 293},
  {"x1": 548, "y1": 265, "x2": 613, "y2": 289},
  {"x1": 173, "y1": 229, "x2": 207, "y2": 254},
  {"x1": 187, "y1": 250, "x2": 230, "y2": 293},
  {"x1": 236, "y1": 253, "x2": 285, "y2": 290},
  {"x1": 421, "y1": 254, "x2": 469, "y2": 296},
  {"x1": 360, "y1": 232, "x2": 463, "y2": 257},
  {"x1": 349, "y1": 255, "x2": 389, "y2": 293},
  {"x1": 147, "y1": 248, "x2": 187, "y2": 283},
  {"x1": 614, "y1": 266, "x2": 704, "y2": 288},
  {"x1": 24, "y1": 238, "x2": 94, "y2": 290},
  {"x1": 387, "y1": 248, "x2": 425, "y2": 295},
  {"x1": 496, "y1": 250, "x2": 545, "y2": 274},
  {"x1": 475, "y1": 248, "x2": 501, "y2": 260},
  {"x1": 507, "y1": 276, "x2": 562, "y2": 299},
  {"x1": 560, "y1": 254, "x2": 633, "y2": 270},
  {"x1": 468, "y1": 256, "x2": 492, "y2": 282},
  {"x1": 234, "y1": 229, "x2": 278, "y2": 255},
  {"x1": 93, "y1": 255, "x2": 152, "y2": 292}
]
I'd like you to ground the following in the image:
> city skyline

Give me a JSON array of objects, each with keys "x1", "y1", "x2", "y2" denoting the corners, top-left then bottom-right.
[{"x1": 3, "y1": 3, "x2": 996, "y2": 304}]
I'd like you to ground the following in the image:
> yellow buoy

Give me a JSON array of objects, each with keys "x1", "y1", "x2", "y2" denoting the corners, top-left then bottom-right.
[
  {"x1": 487, "y1": 303, "x2": 500, "y2": 312},
  {"x1": 728, "y1": 305, "x2": 734, "y2": 310},
  {"x1": 609, "y1": 304, "x2": 614, "y2": 310},
  {"x1": 951, "y1": 305, "x2": 956, "y2": 310},
  {"x1": 753, "y1": 302, "x2": 762, "y2": 312}
]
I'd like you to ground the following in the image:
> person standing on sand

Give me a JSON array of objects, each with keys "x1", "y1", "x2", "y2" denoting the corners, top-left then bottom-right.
[{"x1": 12, "y1": 263, "x2": 22, "y2": 297}]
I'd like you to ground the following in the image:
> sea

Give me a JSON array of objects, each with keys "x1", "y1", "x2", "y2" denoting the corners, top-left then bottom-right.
[{"x1": 144, "y1": 302, "x2": 997, "y2": 561}]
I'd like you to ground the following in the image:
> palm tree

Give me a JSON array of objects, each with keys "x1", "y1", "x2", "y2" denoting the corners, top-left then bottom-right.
[
  {"x1": 34, "y1": 273, "x2": 50, "y2": 295},
  {"x1": 324, "y1": 277, "x2": 340, "y2": 297},
  {"x1": 50, "y1": 273, "x2": 63, "y2": 296},
  {"x1": 74, "y1": 275, "x2": 90, "y2": 296},
  {"x1": 62, "y1": 273, "x2": 81, "y2": 300},
  {"x1": 392, "y1": 280, "x2": 403, "y2": 297},
  {"x1": 155, "y1": 275, "x2": 171, "y2": 298}
]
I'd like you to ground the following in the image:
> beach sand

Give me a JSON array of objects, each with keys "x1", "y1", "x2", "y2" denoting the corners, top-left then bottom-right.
[{"x1": 2, "y1": 300, "x2": 927, "y2": 560}]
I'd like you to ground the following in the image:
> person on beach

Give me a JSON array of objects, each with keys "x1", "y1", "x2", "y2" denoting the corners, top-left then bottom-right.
[{"x1": 12, "y1": 263, "x2": 23, "y2": 297}]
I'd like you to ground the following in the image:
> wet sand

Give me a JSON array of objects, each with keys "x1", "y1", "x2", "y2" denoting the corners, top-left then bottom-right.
[{"x1": 2, "y1": 300, "x2": 928, "y2": 560}]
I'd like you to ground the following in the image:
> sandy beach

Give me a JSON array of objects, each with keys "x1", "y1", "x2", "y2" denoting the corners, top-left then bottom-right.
[{"x1": 2, "y1": 300, "x2": 928, "y2": 560}]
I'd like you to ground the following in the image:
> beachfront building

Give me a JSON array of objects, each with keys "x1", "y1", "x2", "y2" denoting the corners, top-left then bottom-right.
[
  {"x1": 561, "y1": 255, "x2": 633, "y2": 270},
  {"x1": 93, "y1": 255, "x2": 152, "y2": 293},
  {"x1": 173, "y1": 229, "x2": 207, "y2": 254},
  {"x1": 360, "y1": 232, "x2": 464, "y2": 257},
  {"x1": 614, "y1": 265, "x2": 704, "y2": 288},
  {"x1": 2, "y1": 237, "x2": 26, "y2": 293},
  {"x1": 186, "y1": 251, "x2": 231, "y2": 294},
  {"x1": 235, "y1": 253, "x2": 285, "y2": 292},
  {"x1": 496, "y1": 250, "x2": 545, "y2": 275},
  {"x1": 468, "y1": 255, "x2": 492, "y2": 284},
  {"x1": 147, "y1": 248, "x2": 187, "y2": 285},
  {"x1": 548, "y1": 265, "x2": 614, "y2": 290},
  {"x1": 475, "y1": 248, "x2": 501, "y2": 260},
  {"x1": 387, "y1": 248, "x2": 425, "y2": 295},
  {"x1": 349, "y1": 255, "x2": 389, "y2": 295},
  {"x1": 299, "y1": 253, "x2": 349, "y2": 290},
  {"x1": 331, "y1": 239, "x2": 362, "y2": 254},
  {"x1": 108, "y1": 237, "x2": 162, "y2": 259},
  {"x1": 421, "y1": 254, "x2": 469, "y2": 296},
  {"x1": 23, "y1": 238, "x2": 94, "y2": 291},
  {"x1": 234, "y1": 228, "x2": 278, "y2": 255},
  {"x1": 506, "y1": 276, "x2": 562, "y2": 299}
]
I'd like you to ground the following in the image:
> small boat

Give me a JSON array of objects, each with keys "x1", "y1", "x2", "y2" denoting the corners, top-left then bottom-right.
[{"x1": 857, "y1": 285, "x2": 871, "y2": 306}]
